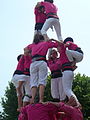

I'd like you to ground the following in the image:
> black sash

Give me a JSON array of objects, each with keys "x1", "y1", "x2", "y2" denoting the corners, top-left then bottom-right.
[{"x1": 51, "y1": 70, "x2": 62, "y2": 78}]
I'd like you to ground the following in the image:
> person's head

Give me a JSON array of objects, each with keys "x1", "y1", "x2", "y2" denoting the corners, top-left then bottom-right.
[
  {"x1": 50, "y1": 49, "x2": 58, "y2": 59},
  {"x1": 64, "y1": 37, "x2": 74, "y2": 44},
  {"x1": 17, "y1": 54, "x2": 23, "y2": 61},
  {"x1": 33, "y1": 33, "x2": 45, "y2": 44},
  {"x1": 39, "y1": 6, "x2": 45, "y2": 13},
  {"x1": 44, "y1": 0, "x2": 54, "y2": 3}
]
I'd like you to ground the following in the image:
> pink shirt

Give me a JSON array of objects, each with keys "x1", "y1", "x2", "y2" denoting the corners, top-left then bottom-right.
[
  {"x1": 16, "y1": 55, "x2": 31, "y2": 71},
  {"x1": 40, "y1": 2, "x2": 58, "y2": 15},
  {"x1": 58, "y1": 43, "x2": 70, "y2": 65},
  {"x1": 34, "y1": 7, "x2": 46, "y2": 23},
  {"x1": 26, "y1": 41, "x2": 58, "y2": 57},
  {"x1": 66, "y1": 41, "x2": 79, "y2": 50},
  {"x1": 58, "y1": 102, "x2": 83, "y2": 120},
  {"x1": 18, "y1": 103, "x2": 83, "y2": 120},
  {"x1": 24, "y1": 55, "x2": 32, "y2": 69},
  {"x1": 18, "y1": 103, "x2": 58, "y2": 120},
  {"x1": 18, "y1": 105, "x2": 28, "y2": 120},
  {"x1": 47, "y1": 58, "x2": 61, "y2": 71},
  {"x1": 15, "y1": 55, "x2": 31, "y2": 75},
  {"x1": 16, "y1": 55, "x2": 24, "y2": 71}
]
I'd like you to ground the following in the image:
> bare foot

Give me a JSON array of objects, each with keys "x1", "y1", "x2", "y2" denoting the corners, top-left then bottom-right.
[
  {"x1": 30, "y1": 98, "x2": 34, "y2": 104},
  {"x1": 39, "y1": 99, "x2": 43, "y2": 103},
  {"x1": 75, "y1": 102, "x2": 82, "y2": 110},
  {"x1": 66, "y1": 96, "x2": 82, "y2": 109},
  {"x1": 66, "y1": 96, "x2": 77, "y2": 107}
]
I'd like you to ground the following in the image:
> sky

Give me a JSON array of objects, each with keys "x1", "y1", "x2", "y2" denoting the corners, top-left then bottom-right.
[{"x1": 0, "y1": 0, "x2": 90, "y2": 111}]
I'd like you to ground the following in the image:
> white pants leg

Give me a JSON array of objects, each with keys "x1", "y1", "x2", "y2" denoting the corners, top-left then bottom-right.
[
  {"x1": 51, "y1": 77, "x2": 66, "y2": 100},
  {"x1": 30, "y1": 62, "x2": 39, "y2": 87},
  {"x1": 58, "y1": 77, "x2": 66, "y2": 101},
  {"x1": 62, "y1": 71, "x2": 78, "y2": 101},
  {"x1": 11, "y1": 74, "x2": 27, "y2": 96},
  {"x1": 41, "y1": 18, "x2": 62, "y2": 41},
  {"x1": 30, "y1": 61, "x2": 48, "y2": 88},
  {"x1": 51, "y1": 78, "x2": 60, "y2": 99},
  {"x1": 38, "y1": 61, "x2": 48, "y2": 86},
  {"x1": 23, "y1": 76, "x2": 32, "y2": 102},
  {"x1": 66, "y1": 50, "x2": 83, "y2": 62}
]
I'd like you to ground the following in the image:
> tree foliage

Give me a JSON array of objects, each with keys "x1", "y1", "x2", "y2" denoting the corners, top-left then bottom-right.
[
  {"x1": 1, "y1": 82, "x2": 18, "y2": 120},
  {"x1": 73, "y1": 73, "x2": 90, "y2": 119},
  {"x1": 0, "y1": 73, "x2": 90, "y2": 119},
  {"x1": 0, "y1": 111, "x2": 4, "y2": 120}
]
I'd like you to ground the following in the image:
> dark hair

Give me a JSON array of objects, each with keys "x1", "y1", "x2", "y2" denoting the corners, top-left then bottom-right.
[
  {"x1": 17, "y1": 54, "x2": 23, "y2": 61},
  {"x1": 33, "y1": 34, "x2": 44, "y2": 44},
  {"x1": 44, "y1": 0, "x2": 54, "y2": 3},
  {"x1": 64, "y1": 37, "x2": 74, "y2": 44},
  {"x1": 51, "y1": 49, "x2": 57, "y2": 55},
  {"x1": 39, "y1": 6, "x2": 45, "y2": 11}
]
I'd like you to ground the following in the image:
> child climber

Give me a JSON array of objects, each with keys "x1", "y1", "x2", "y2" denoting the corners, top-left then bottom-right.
[
  {"x1": 34, "y1": 2, "x2": 46, "y2": 34},
  {"x1": 64, "y1": 37, "x2": 84, "y2": 67},
  {"x1": 36, "y1": 0, "x2": 62, "y2": 41}
]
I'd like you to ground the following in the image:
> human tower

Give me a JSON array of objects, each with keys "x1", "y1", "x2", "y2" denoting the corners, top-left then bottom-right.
[{"x1": 12, "y1": 0, "x2": 84, "y2": 120}]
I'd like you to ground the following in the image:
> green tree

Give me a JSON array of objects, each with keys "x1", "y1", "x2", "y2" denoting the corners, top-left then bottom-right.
[
  {"x1": 1, "y1": 82, "x2": 18, "y2": 120},
  {"x1": 73, "y1": 73, "x2": 90, "y2": 119},
  {"x1": 44, "y1": 75, "x2": 53, "y2": 101},
  {"x1": 0, "y1": 111, "x2": 4, "y2": 120}
]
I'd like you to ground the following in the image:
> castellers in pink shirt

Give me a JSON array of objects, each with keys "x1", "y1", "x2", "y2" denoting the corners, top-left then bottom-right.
[{"x1": 36, "y1": 0, "x2": 62, "y2": 41}]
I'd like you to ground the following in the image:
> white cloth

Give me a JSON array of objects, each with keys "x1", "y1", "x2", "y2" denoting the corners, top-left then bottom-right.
[
  {"x1": 51, "y1": 77, "x2": 66, "y2": 101},
  {"x1": 62, "y1": 70, "x2": 78, "y2": 101},
  {"x1": 12, "y1": 75, "x2": 31, "y2": 102},
  {"x1": 41, "y1": 18, "x2": 62, "y2": 41},
  {"x1": 66, "y1": 50, "x2": 83, "y2": 62},
  {"x1": 30, "y1": 61, "x2": 48, "y2": 88}
]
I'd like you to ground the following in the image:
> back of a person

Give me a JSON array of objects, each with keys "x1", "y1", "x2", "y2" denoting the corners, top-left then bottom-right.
[
  {"x1": 32, "y1": 41, "x2": 53, "y2": 56},
  {"x1": 71, "y1": 108, "x2": 83, "y2": 120},
  {"x1": 31, "y1": 41, "x2": 49, "y2": 56},
  {"x1": 58, "y1": 44, "x2": 71, "y2": 66},
  {"x1": 34, "y1": 7, "x2": 46, "y2": 23},
  {"x1": 58, "y1": 102, "x2": 83, "y2": 120},
  {"x1": 16, "y1": 55, "x2": 24, "y2": 71},
  {"x1": 40, "y1": 1, "x2": 57, "y2": 14},
  {"x1": 36, "y1": 12, "x2": 46, "y2": 23},
  {"x1": 27, "y1": 104, "x2": 50, "y2": 120},
  {"x1": 24, "y1": 55, "x2": 31, "y2": 70}
]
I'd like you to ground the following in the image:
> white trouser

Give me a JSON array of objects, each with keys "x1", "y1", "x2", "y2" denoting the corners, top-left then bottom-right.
[
  {"x1": 30, "y1": 61, "x2": 48, "y2": 88},
  {"x1": 41, "y1": 18, "x2": 62, "y2": 41},
  {"x1": 12, "y1": 75, "x2": 31, "y2": 102},
  {"x1": 51, "y1": 77, "x2": 66, "y2": 101},
  {"x1": 66, "y1": 50, "x2": 83, "y2": 62},
  {"x1": 23, "y1": 76, "x2": 32, "y2": 102},
  {"x1": 62, "y1": 71, "x2": 78, "y2": 101}
]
